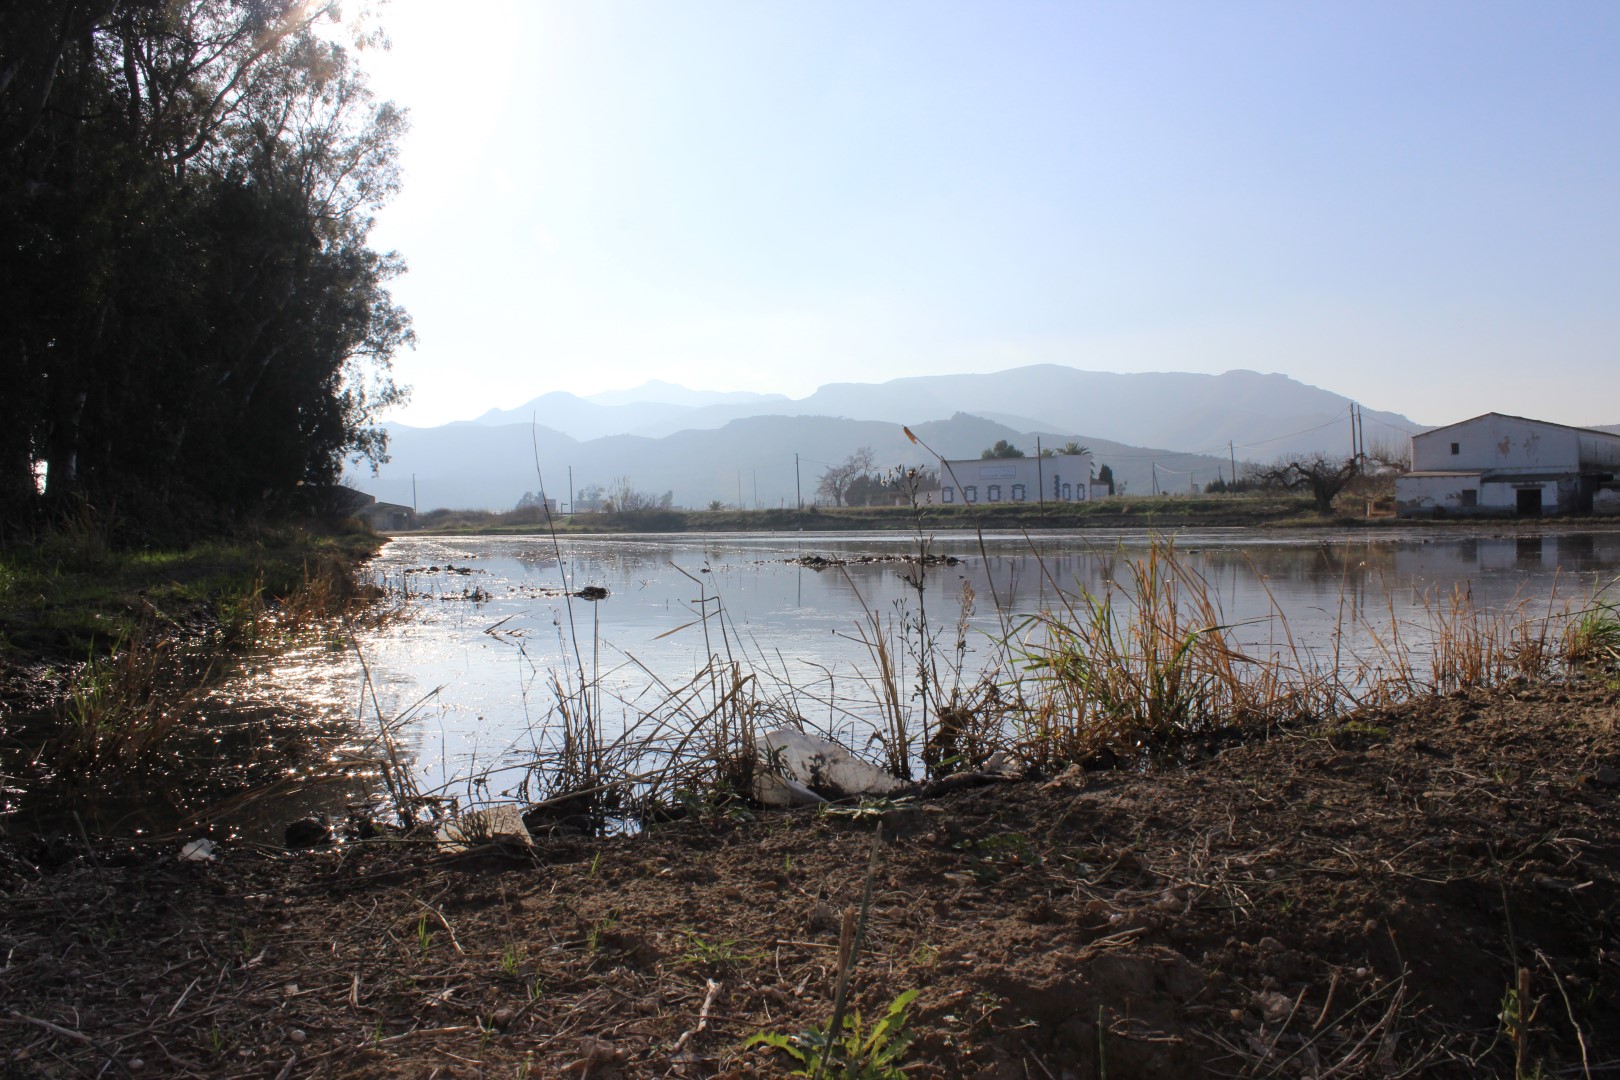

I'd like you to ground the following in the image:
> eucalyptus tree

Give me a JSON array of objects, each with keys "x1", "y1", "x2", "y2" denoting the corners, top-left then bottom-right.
[{"x1": 0, "y1": 0, "x2": 410, "y2": 536}]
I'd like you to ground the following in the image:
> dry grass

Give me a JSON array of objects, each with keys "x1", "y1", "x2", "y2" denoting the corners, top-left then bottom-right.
[{"x1": 361, "y1": 537, "x2": 1620, "y2": 830}]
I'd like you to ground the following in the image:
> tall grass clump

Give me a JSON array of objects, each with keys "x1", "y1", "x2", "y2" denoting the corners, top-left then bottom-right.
[
  {"x1": 1012, "y1": 539, "x2": 1326, "y2": 768},
  {"x1": 1420, "y1": 584, "x2": 1562, "y2": 694},
  {"x1": 1564, "y1": 598, "x2": 1620, "y2": 671},
  {"x1": 55, "y1": 627, "x2": 206, "y2": 773}
]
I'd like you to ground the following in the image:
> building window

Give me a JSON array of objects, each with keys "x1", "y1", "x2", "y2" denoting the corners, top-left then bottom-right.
[
  {"x1": 964, "y1": 485, "x2": 978, "y2": 503},
  {"x1": 1062, "y1": 483, "x2": 1072, "y2": 500},
  {"x1": 1011, "y1": 484, "x2": 1025, "y2": 501},
  {"x1": 1460, "y1": 489, "x2": 1478, "y2": 508},
  {"x1": 1450, "y1": 443, "x2": 1460, "y2": 455},
  {"x1": 942, "y1": 486, "x2": 954, "y2": 503},
  {"x1": 987, "y1": 484, "x2": 1001, "y2": 501}
]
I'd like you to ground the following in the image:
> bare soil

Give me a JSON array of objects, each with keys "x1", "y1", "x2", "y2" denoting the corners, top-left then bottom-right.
[{"x1": 3, "y1": 681, "x2": 1617, "y2": 1078}]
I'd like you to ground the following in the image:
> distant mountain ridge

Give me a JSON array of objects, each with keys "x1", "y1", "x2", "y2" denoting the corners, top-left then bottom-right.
[
  {"x1": 355, "y1": 365, "x2": 1432, "y2": 511},
  {"x1": 470, "y1": 367, "x2": 1422, "y2": 458}
]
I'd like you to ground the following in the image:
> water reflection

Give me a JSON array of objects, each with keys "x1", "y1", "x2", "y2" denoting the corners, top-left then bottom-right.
[{"x1": 245, "y1": 528, "x2": 1620, "y2": 806}]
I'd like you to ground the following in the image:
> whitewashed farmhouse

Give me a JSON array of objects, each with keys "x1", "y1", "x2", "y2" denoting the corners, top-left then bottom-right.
[
  {"x1": 1395, "y1": 413, "x2": 1620, "y2": 517},
  {"x1": 940, "y1": 452, "x2": 1095, "y2": 505}
]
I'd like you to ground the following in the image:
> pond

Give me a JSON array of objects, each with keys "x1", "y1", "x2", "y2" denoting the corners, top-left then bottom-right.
[{"x1": 240, "y1": 527, "x2": 1620, "y2": 813}]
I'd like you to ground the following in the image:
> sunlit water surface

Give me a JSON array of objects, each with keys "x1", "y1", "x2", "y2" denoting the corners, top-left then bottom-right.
[{"x1": 242, "y1": 528, "x2": 1620, "y2": 809}]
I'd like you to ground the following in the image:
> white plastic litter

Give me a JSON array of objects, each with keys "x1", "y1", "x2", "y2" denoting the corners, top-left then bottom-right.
[
  {"x1": 435, "y1": 804, "x2": 533, "y2": 850},
  {"x1": 179, "y1": 838, "x2": 216, "y2": 861},
  {"x1": 754, "y1": 728, "x2": 904, "y2": 804}
]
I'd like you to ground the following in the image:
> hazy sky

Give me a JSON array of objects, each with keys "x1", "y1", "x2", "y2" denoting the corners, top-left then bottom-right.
[{"x1": 358, "y1": 1, "x2": 1620, "y2": 429}]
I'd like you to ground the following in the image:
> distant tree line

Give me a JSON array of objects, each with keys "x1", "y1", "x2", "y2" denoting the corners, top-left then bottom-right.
[
  {"x1": 0, "y1": 1, "x2": 411, "y2": 538},
  {"x1": 814, "y1": 448, "x2": 941, "y2": 507}
]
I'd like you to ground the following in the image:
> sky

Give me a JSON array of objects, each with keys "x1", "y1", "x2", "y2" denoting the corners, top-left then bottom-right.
[{"x1": 354, "y1": 1, "x2": 1620, "y2": 429}]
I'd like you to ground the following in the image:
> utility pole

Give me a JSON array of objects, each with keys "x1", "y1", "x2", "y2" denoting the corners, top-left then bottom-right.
[
  {"x1": 752, "y1": 470, "x2": 758, "y2": 510},
  {"x1": 737, "y1": 471, "x2": 743, "y2": 509},
  {"x1": 411, "y1": 474, "x2": 417, "y2": 514},
  {"x1": 1229, "y1": 442, "x2": 1237, "y2": 495},
  {"x1": 567, "y1": 466, "x2": 573, "y2": 515},
  {"x1": 1036, "y1": 437, "x2": 1045, "y2": 508},
  {"x1": 795, "y1": 454, "x2": 801, "y2": 510},
  {"x1": 1152, "y1": 462, "x2": 1159, "y2": 496}
]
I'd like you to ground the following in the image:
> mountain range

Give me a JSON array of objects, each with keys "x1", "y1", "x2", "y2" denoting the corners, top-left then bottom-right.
[{"x1": 352, "y1": 366, "x2": 1433, "y2": 511}]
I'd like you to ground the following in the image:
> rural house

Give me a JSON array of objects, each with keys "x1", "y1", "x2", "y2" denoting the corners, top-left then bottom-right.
[
  {"x1": 939, "y1": 452, "x2": 1096, "y2": 505},
  {"x1": 1395, "y1": 413, "x2": 1620, "y2": 517}
]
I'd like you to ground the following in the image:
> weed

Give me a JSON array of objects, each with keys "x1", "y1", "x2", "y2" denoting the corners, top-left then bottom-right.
[
  {"x1": 746, "y1": 988, "x2": 919, "y2": 1079},
  {"x1": 415, "y1": 913, "x2": 434, "y2": 957},
  {"x1": 677, "y1": 931, "x2": 764, "y2": 969},
  {"x1": 1565, "y1": 600, "x2": 1620, "y2": 670},
  {"x1": 499, "y1": 942, "x2": 520, "y2": 977}
]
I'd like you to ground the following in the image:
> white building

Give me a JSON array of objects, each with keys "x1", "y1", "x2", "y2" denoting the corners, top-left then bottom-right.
[
  {"x1": 939, "y1": 453, "x2": 1095, "y2": 506},
  {"x1": 1396, "y1": 413, "x2": 1620, "y2": 518}
]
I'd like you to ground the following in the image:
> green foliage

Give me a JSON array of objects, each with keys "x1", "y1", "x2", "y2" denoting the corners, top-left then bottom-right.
[
  {"x1": 1565, "y1": 601, "x2": 1620, "y2": 670},
  {"x1": 677, "y1": 932, "x2": 765, "y2": 969},
  {"x1": 746, "y1": 988, "x2": 919, "y2": 1079},
  {"x1": 0, "y1": 1, "x2": 411, "y2": 537},
  {"x1": 980, "y1": 440, "x2": 1026, "y2": 459}
]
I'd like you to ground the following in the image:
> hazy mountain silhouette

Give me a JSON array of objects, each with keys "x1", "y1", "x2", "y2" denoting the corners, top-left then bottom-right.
[
  {"x1": 354, "y1": 365, "x2": 1447, "y2": 511},
  {"x1": 469, "y1": 366, "x2": 1421, "y2": 459}
]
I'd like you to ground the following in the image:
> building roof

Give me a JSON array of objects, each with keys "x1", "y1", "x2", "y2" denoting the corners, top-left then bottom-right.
[{"x1": 1414, "y1": 412, "x2": 1620, "y2": 443}]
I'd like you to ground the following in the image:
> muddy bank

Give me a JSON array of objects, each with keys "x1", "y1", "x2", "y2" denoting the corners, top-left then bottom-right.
[{"x1": 3, "y1": 680, "x2": 1616, "y2": 1077}]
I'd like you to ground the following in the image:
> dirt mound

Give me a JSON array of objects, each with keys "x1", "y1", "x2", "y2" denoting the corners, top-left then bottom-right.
[{"x1": 3, "y1": 682, "x2": 1616, "y2": 1077}]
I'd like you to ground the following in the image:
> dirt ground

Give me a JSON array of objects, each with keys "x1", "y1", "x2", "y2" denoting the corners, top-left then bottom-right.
[{"x1": 3, "y1": 680, "x2": 1617, "y2": 1079}]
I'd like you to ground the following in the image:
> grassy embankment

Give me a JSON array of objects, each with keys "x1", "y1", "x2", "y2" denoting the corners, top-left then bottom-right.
[
  {"x1": 0, "y1": 520, "x2": 382, "y2": 665},
  {"x1": 0, "y1": 517, "x2": 390, "y2": 823}
]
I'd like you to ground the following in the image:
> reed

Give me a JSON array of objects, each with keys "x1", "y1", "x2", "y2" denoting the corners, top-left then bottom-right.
[
  {"x1": 1011, "y1": 538, "x2": 1326, "y2": 769},
  {"x1": 379, "y1": 534, "x2": 1619, "y2": 835}
]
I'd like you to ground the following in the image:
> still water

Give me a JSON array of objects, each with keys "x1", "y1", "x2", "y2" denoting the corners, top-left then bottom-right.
[{"x1": 244, "y1": 528, "x2": 1620, "y2": 806}]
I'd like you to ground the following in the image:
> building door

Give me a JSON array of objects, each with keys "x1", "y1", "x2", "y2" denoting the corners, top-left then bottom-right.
[{"x1": 1516, "y1": 488, "x2": 1542, "y2": 517}]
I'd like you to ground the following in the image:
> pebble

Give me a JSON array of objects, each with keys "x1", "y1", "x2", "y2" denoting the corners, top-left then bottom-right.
[{"x1": 289, "y1": 1030, "x2": 306, "y2": 1044}]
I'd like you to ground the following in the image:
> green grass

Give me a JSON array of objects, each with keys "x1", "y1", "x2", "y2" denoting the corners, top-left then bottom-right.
[{"x1": 0, "y1": 522, "x2": 382, "y2": 661}]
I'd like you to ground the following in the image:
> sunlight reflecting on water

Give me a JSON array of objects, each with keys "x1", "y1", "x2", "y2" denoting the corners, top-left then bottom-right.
[{"x1": 239, "y1": 527, "x2": 1620, "y2": 805}]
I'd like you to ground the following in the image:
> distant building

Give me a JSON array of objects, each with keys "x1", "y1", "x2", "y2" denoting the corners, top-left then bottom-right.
[
  {"x1": 939, "y1": 453, "x2": 1095, "y2": 506},
  {"x1": 1396, "y1": 413, "x2": 1620, "y2": 518},
  {"x1": 363, "y1": 501, "x2": 417, "y2": 531},
  {"x1": 330, "y1": 487, "x2": 417, "y2": 531}
]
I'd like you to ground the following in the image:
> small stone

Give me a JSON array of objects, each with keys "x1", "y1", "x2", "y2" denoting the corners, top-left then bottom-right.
[
  {"x1": 1589, "y1": 765, "x2": 1620, "y2": 787},
  {"x1": 284, "y1": 817, "x2": 331, "y2": 849},
  {"x1": 127, "y1": 1060, "x2": 144, "y2": 1072},
  {"x1": 289, "y1": 1030, "x2": 306, "y2": 1044},
  {"x1": 491, "y1": 1008, "x2": 516, "y2": 1028}
]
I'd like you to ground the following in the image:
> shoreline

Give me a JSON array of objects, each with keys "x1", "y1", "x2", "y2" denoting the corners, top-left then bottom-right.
[
  {"x1": 3, "y1": 679, "x2": 1614, "y2": 1077},
  {"x1": 401, "y1": 497, "x2": 1620, "y2": 538}
]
